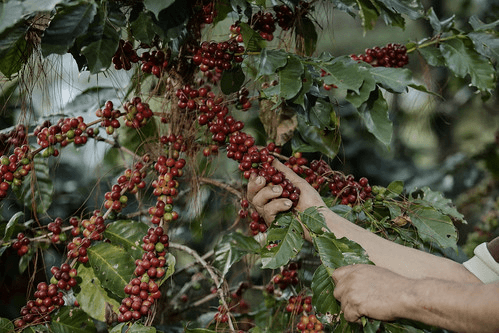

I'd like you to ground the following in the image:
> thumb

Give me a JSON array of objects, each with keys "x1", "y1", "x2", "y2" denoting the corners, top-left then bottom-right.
[{"x1": 331, "y1": 265, "x2": 356, "y2": 284}]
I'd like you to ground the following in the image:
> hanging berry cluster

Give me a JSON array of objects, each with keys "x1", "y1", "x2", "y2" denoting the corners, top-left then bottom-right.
[
  {"x1": 296, "y1": 314, "x2": 324, "y2": 333},
  {"x1": 250, "y1": 11, "x2": 276, "y2": 41},
  {"x1": 48, "y1": 217, "x2": 66, "y2": 243},
  {"x1": 270, "y1": 261, "x2": 300, "y2": 291},
  {"x1": 192, "y1": 40, "x2": 244, "y2": 74},
  {"x1": 274, "y1": 1, "x2": 310, "y2": 31},
  {"x1": 140, "y1": 50, "x2": 169, "y2": 78},
  {"x1": 0, "y1": 146, "x2": 31, "y2": 198},
  {"x1": 351, "y1": 43, "x2": 409, "y2": 68},
  {"x1": 12, "y1": 232, "x2": 30, "y2": 256},
  {"x1": 123, "y1": 97, "x2": 154, "y2": 129},
  {"x1": 0, "y1": 124, "x2": 27, "y2": 155},
  {"x1": 112, "y1": 39, "x2": 140, "y2": 70},
  {"x1": 118, "y1": 226, "x2": 168, "y2": 322}
]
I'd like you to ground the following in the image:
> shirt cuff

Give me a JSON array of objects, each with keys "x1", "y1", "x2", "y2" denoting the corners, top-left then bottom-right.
[{"x1": 463, "y1": 242, "x2": 499, "y2": 283}]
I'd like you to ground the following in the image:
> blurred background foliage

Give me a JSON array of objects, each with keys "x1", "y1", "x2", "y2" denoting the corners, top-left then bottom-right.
[{"x1": 1, "y1": 0, "x2": 499, "y2": 325}]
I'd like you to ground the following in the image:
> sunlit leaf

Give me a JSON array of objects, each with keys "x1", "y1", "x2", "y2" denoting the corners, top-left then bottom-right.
[
  {"x1": 358, "y1": 88, "x2": 392, "y2": 146},
  {"x1": 51, "y1": 306, "x2": 96, "y2": 333},
  {"x1": 300, "y1": 207, "x2": 329, "y2": 235},
  {"x1": 311, "y1": 264, "x2": 340, "y2": 314},
  {"x1": 104, "y1": 220, "x2": 148, "y2": 260}
]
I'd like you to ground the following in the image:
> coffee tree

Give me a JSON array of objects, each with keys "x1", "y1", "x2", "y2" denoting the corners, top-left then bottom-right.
[{"x1": 0, "y1": 0, "x2": 498, "y2": 332}]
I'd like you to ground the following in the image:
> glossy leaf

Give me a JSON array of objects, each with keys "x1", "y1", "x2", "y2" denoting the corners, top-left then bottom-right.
[
  {"x1": 300, "y1": 207, "x2": 329, "y2": 235},
  {"x1": 51, "y1": 306, "x2": 96, "y2": 333},
  {"x1": 321, "y1": 56, "x2": 365, "y2": 93},
  {"x1": 278, "y1": 55, "x2": 304, "y2": 100},
  {"x1": 417, "y1": 43, "x2": 446, "y2": 67},
  {"x1": 41, "y1": 2, "x2": 98, "y2": 56},
  {"x1": 75, "y1": 263, "x2": 120, "y2": 322},
  {"x1": 239, "y1": 22, "x2": 266, "y2": 52},
  {"x1": 130, "y1": 11, "x2": 164, "y2": 45},
  {"x1": 19, "y1": 325, "x2": 48, "y2": 333},
  {"x1": 0, "y1": 317, "x2": 13, "y2": 333},
  {"x1": 213, "y1": 232, "x2": 260, "y2": 283},
  {"x1": 376, "y1": 0, "x2": 423, "y2": 20},
  {"x1": 221, "y1": 65, "x2": 245, "y2": 95},
  {"x1": 386, "y1": 180, "x2": 404, "y2": 198},
  {"x1": 104, "y1": 220, "x2": 149, "y2": 259},
  {"x1": 469, "y1": 16, "x2": 499, "y2": 31},
  {"x1": 261, "y1": 213, "x2": 305, "y2": 269},
  {"x1": 2, "y1": 211, "x2": 23, "y2": 242},
  {"x1": 313, "y1": 232, "x2": 372, "y2": 270},
  {"x1": 87, "y1": 242, "x2": 136, "y2": 299},
  {"x1": 346, "y1": 69, "x2": 376, "y2": 108},
  {"x1": 144, "y1": 0, "x2": 175, "y2": 19},
  {"x1": 356, "y1": 0, "x2": 379, "y2": 31},
  {"x1": 427, "y1": 7, "x2": 455, "y2": 34},
  {"x1": 439, "y1": 37, "x2": 495, "y2": 92},
  {"x1": 370, "y1": 67, "x2": 413, "y2": 93},
  {"x1": 294, "y1": 113, "x2": 341, "y2": 158},
  {"x1": 417, "y1": 186, "x2": 465, "y2": 222},
  {"x1": 311, "y1": 264, "x2": 340, "y2": 314},
  {"x1": 0, "y1": 22, "x2": 29, "y2": 77},
  {"x1": 256, "y1": 48, "x2": 288, "y2": 77},
  {"x1": 468, "y1": 32, "x2": 499, "y2": 64},
  {"x1": 407, "y1": 205, "x2": 458, "y2": 250},
  {"x1": 359, "y1": 88, "x2": 392, "y2": 146},
  {"x1": 80, "y1": 10, "x2": 121, "y2": 74}
]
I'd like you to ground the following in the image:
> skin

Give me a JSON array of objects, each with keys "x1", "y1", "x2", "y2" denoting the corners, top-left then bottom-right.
[{"x1": 247, "y1": 159, "x2": 499, "y2": 333}]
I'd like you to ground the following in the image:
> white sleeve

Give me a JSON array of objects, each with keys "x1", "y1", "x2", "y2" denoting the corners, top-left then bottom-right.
[{"x1": 463, "y1": 242, "x2": 499, "y2": 283}]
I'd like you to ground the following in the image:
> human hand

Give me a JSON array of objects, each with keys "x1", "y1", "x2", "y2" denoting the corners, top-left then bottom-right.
[
  {"x1": 332, "y1": 264, "x2": 410, "y2": 322},
  {"x1": 247, "y1": 159, "x2": 326, "y2": 223}
]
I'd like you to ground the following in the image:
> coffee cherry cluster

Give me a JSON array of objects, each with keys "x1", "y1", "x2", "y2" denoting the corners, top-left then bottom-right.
[
  {"x1": 296, "y1": 314, "x2": 324, "y2": 333},
  {"x1": 235, "y1": 87, "x2": 251, "y2": 111},
  {"x1": 177, "y1": 83, "x2": 214, "y2": 111},
  {"x1": 96, "y1": 101, "x2": 122, "y2": 135},
  {"x1": 192, "y1": 40, "x2": 244, "y2": 74},
  {"x1": 0, "y1": 124, "x2": 27, "y2": 155},
  {"x1": 149, "y1": 135, "x2": 186, "y2": 224},
  {"x1": 112, "y1": 39, "x2": 140, "y2": 71},
  {"x1": 328, "y1": 174, "x2": 372, "y2": 205},
  {"x1": 123, "y1": 97, "x2": 154, "y2": 129},
  {"x1": 0, "y1": 145, "x2": 31, "y2": 198},
  {"x1": 50, "y1": 263, "x2": 78, "y2": 291},
  {"x1": 250, "y1": 11, "x2": 276, "y2": 41},
  {"x1": 248, "y1": 210, "x2": 267, "y2": 235},
  {"x1": 285, "y1": 294, "x2": 313, "y2": 315},
  {"x1": 199, "y1": 1, "x2": 217, "y2": 24},
  {"x1": 214, "y1": 305, "x2": 229, "y2": 323},
  {"x1": 228, "y1": 282, "x2": 250, "y2": 314},
  {"x1": 271, "y1": 262, "x2": 300, "y2": 290},
  {"x1": 12, "y1": 232, "x2": 30, "y2": 256},
  {"x1": 117, "y1": 159, "x2": 148, "y2": 195},
  {"x1": 15, "y1": 282, "x2": 64, "y2": 328},
  {"x1": 67, "y1": 236, "x2": 91, "y2": 264},
  {"x1": 274, "y1": 1, "x2": 310, "y2": 31},
  {"x1": 140, "y1": 50, "x2": 169, "y2": 78},
  {"x1": 48, "y1": 217, "x2": 66, "y2": 243},
  {"x1": 350, "y1": 43, "x2": 409, "y2": 68},
  {"x1": 118, "y1": 226, "x2": 168, "y2": 322},
  {"x1": 104, "y1": 184, "x2": 129, "y2": 212},
  {"x1": 319, "y1": 69, "x2": 338, "y2": 91}
]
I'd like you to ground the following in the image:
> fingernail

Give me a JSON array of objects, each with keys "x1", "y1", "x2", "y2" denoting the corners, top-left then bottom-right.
[
  {"x1": 272, "y1": 185, "x2": 281, "y2": 193},
  {"x1": 284, "y1": 200, "x2": 292, "y2": 207},
  {"x1": 256, "y1": 176, "x2": 264, "y2": 185}
]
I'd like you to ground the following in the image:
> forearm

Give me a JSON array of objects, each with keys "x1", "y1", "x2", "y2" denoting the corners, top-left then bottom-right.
[
  {"x1": 320, "y1": 208, "x2": 481, "y2": 283},
  {"x1": 398, "y1": 279, "x2": 499, "y2": 333}
]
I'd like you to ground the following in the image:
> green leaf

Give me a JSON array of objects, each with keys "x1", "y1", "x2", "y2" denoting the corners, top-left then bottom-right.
[
  {"x1": 356, "y1": 0, "x2": 379, "y2": 31},
  {"x1": 278, "y1": 55, "x2": 304, "y2": 100},
  {"x1": 417, "y1": 44, "x2": 445, "y2": 67},
  {"x1": 426, "y1": 7, "x2": 454, "y2": 34},
  {"x1": 130, "y1": 11, "x2": 164, "y2": 45},
  {"x1": 468, "y1": 32, "x2": 499, "y2": 64},
  {"x1": 256, "y1": 48, "x2": 288, "y2": 77},
  {"x1": 469, "y1": 16, "x2": 499, "y2": 31},
  {"x1": 386, "y1": 180, "x2": 404, "y2": 198},
  {"x1": 406, "y1": 206, "x2": 458, "y2": 250},
  {"x1": 0, "y1": 0, "x2": 62, "y2": 34},
  {"x1": 370, "y1": 67, "x2": 412, "y2": 93},
  {"x1": 87, "y1": 242, "x2": 136, "y2": 299},
  {"x1": 311, "y1": 264, "x2": 340, "y2": 314},
  {"x1": 0, "y1": 317, "x2": 14, "y2": 333},
  {"x1": 358, "y1": 88, "x2": 392, "y2": 146},
  {"x1": 2, "y1": 211, "x2": 23, "y2": 242},
  {"x1": 294, "y1": 113, "x2": 341, "y2": 158},
  {"x1": 346, "y1": 69, "x2": 376, "y2": 108},
  {"x1": 80, "y1": 10, "x2": 121, "y2": 74},
  {"x1": 0, "y1": 22, "x2": 30, "y2": 78},
  {"x1": 213, "y1": 232, "x2": 260, "y2": 282},
  {"x1": 75, "y1": 263, "x2": 120, "y2": 322},
  {"x1": 144, "y1": 0, "x2": 175, "y2": 19},
  {"x1": 13, "y1": 155, "x2": 53, "y2": 215},
  {"x1": 376, "y1": 0, "x2": 424, "y2": 20},
  {"x1": 20, "y1": 325, "x2": 48, "y2": 333},
  {"x1": 104, "y1": 220, "x2": 149, "y2": 259},
  {"x1": 309, "y1": 97, "x2": 334, "y2": 128},
  {"x1": 41, "y1": 2, "x2": 98, "y2": 56},
  {"x1": 51, "y1": 306, "x2": 96, "y2": 333},
  {"x1": 261, "y1": 213, "x2": 305, "y2": 269},
  {"x1": 295, "y1": 16, "x2": 317, "y2": 56},
  {"x1": 239, "y1": 21, "x2": 266, "y2": 52},
  {"x1": 313, "y1": 232, "x2": 372, "y2": 270},
  {"x1": 440, "y1": 38, "x2": 495, "y2": 92},
  {"x1": 221, "y1": 65, "x2": 246, "y2": 95},
  {"x1": 321, "y1": 56, "x2": 365, "y2": 93},
  {"x1": 417, "y1": 186, "x2": 465, "y2": 222},
  {"x1": 184, "y1": 328, "x2": 216, "y2": 333},
  {"x1": 300, "y1": 207, "x2": 329, "y2": 235}
]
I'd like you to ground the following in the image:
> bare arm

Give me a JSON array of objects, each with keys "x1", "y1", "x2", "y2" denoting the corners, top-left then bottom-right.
[
  {"x1": 248, "y1": 160, "x2": 481, "y2": 283},
  {"x1": 332, "y1": 264, "x2": 499, "y2": 333}
]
